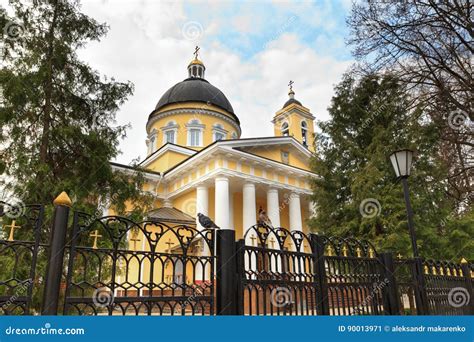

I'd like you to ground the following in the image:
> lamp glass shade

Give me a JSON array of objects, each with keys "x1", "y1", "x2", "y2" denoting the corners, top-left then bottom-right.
[{"x1": 390, "y1": 149, "x2": 413, "y2": 178}]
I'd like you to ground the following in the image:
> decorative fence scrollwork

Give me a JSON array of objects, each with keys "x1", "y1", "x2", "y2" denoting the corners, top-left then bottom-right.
[{"x1": 63, "y1": 211, "x2": 216, "y2": 316}]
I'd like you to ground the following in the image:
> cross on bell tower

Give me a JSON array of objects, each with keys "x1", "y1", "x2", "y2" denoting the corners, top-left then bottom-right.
[{"x1": 188, "y1": 46, "x2": 206, "y2": 79}]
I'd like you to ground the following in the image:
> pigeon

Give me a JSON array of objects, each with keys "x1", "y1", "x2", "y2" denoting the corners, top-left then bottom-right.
[
  {"x1": 258, "y1": 207, "x2": 273, "y2": 227},
  {"x1": 197, "y1": 213, "x2": 219, "y2": 229}
]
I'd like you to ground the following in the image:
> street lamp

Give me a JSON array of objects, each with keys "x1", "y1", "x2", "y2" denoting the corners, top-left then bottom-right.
[{"x1": 390, "y1": 149, "x2": 419, "y2": 258}]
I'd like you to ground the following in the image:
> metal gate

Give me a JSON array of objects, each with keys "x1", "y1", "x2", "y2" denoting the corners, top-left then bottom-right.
[
  {"x1": 234, "y1": 224, "x2": 387, "y2": 316},
  {"x1": 63, "y1": 211, "x2": 216, "y2": 315}
]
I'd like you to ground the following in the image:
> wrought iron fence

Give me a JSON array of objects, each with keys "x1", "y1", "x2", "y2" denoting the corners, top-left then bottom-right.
[
  {"x1": 63, "y1": 211, "x2": 216, "y2": 316},
  {"x1": 0, "y1": 201, "x2": 472, "y2": 316},
  {"x1": 0, "y1": 202, "x2": 45, "y2": 315}
]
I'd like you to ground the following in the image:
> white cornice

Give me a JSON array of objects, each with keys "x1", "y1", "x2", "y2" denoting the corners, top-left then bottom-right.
[
  {"x1": 164, "y1": 141, "x2": 316, "y2": 182},
  {"x1": 166, "y1": 168, "x2": 313, "y2": 199},
  {"x1": 111, "y1": 163, "x2": 162, "y2": 182},
  {"x1": 219, "y1": 137, "x2": 313, "y2": 158},
  {"x1": 140, "y1": 144, "x2": 196, "y2": 168},
  {"x1": 147, "y1": 108, "x2": 241, "y2": 135}
]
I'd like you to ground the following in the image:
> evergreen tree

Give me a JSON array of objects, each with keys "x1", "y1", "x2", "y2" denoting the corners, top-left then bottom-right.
[
  {"x1": 0, "y1": 0, "x2": 150, "y2": 213},
  {"x1": 310, "y1": 73, "x2": 473, "y2": 260}
]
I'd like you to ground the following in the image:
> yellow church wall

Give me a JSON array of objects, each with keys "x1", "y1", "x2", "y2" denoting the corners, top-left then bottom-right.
[
  {"x1": 273, "y1": 109, "x2": 315, "y2": 152},
  {"x1": 233, "y1": 192, "x2": 243, "y2": 238},
  {"x1": 172, "y1": 189, "x2": 197, "y2": 218},
  {"x1": 240, "y1": 146, "x2": 311, "y2": 171},
  {"x1": 147, "y1": 102, "x2": 240, "y2": 153},
  {"x1": 146, "y1": 150, "x2": 190, "y2": 173}
]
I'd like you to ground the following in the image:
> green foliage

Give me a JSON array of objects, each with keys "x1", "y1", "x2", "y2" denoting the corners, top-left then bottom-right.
[
  {"x1": 309, "y1": 73, "x2": 473, "y2": 261},
  {"x1": 0, "y1": 0, "x2": 150, "y2": 214}
]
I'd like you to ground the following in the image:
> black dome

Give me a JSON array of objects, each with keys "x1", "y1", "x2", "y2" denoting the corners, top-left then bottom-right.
[
  {"x1": 283, "y1": 98, "x2": 302, "y2": 108},
  {"x1": 155, "y1": 78, "x2": 238, "y2": 123}
]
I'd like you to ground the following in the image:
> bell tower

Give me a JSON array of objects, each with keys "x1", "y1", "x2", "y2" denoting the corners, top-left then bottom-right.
[{"x1": 272, "y1": 81, "x2": 315, "y2": 151}]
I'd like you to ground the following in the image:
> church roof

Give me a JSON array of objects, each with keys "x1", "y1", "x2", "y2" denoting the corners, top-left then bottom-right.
[
  {"x1": 282, "y1": 98, "x2": 302, "y2": 108},
  {"x1": 147, "y1": 207, "x2": 195, "y2": 225},
  {"x1": 155, "y1": 77, "x2": 239, "y2": 124}
]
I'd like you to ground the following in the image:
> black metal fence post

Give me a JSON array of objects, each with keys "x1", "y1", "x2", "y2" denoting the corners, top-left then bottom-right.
[
  {"x1": 310, "y1": 234, "x2": 329, "y2": 315},
  {"x1": 460, "y1": 261, "x2": 474, "y2": 315},
  {"x1": 41, "y1": 192, "x2": 71, "y2": 315},
  {"x1": 413, "y1": 257, "x2": 430, "y2": 315},
  {"x1": 378, "y1": 253, "x2": 400, "y2": 315},
  {"x1": 216, "y1": 229, "x2": 238, "y2": 315}
]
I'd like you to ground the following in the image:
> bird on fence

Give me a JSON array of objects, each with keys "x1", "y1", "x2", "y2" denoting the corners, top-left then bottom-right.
[
  {"x1": 258, "y1": 207, "x2": 273, "y2": 227},
  {"x1": 197, "y1": 213, "x2": 219, "y2": 229}
]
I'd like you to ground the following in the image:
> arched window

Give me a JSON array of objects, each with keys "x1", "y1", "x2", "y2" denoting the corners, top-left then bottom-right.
[
  {"x1": 162, "y1": 121, "x2": 178, "y2": 144},
  {"x1": 147, "y1": 129, "x2": 158, "y2": 154},
  {"x1": 301, "y1": 121, "x2": 308, "y2": 146},
  {"x1": 186, "y1": 119, "x2": 204, "y2": 147},
  {"x1": 281, "y1": 122, "x2": 289, "y2": 136},
  {"x1": 212, "y1": 123, "x2": 227, "y2": 142},
  {"x1": 231, "y1": 132, "x2": 238, "y2": 140}
]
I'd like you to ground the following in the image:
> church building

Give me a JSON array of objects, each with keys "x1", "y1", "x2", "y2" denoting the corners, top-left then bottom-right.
[{"x1": 111, "y1": 48, "x2": 317, "y2": 243}]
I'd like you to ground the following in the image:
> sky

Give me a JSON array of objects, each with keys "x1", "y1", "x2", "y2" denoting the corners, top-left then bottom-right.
[{"x1": 76, "y1": 0, "x2": 354, "y2": 164}]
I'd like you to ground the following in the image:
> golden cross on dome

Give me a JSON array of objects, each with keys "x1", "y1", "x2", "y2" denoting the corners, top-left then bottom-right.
[
  {"x1": 90, "y1": 230, "x2": 102, "y2": 249},
  {"x1": 165, "y1": 238, "x2": 175, "y2": 253},
  {"x1": 194, "y1": 46, "x2": 200, "y2": 59},
  {"x1": 268, "y1": 237, "x2": 275, "y2": 249},
  {"x1": 5, "y1": 220, "x2": 21, "y2": 241},
  {"x1": 288, "y1": 80, "x2": 294, "y2": 92}
]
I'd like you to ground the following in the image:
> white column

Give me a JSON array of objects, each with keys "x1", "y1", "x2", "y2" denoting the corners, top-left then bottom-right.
[
  {"x1": 266, "y1": 188, "x2": 281, "y2": 275},
  {"x1": 196, "y1": 185, "x2": 209, "y2": 230},
  {"x1": 266, "y1": 188, "x2": 280, "y2": 227},
  {"x1": 215, "y1": 177, "x2": 231, "y2": 230},
  {"x1": 289, "y1": 192, "x2": 303, "y2": 232},
  {"x1": 243, "y1": 182, "x2": 257, "y2": 240},
  {"x1": 242, "y1": 182, "x2": 257, "y2": 278},
  {"x1": 196, "y1": 185, "x2": 210, "y2": 284},
  {"x1": 289, "y1": 192, "x2": 304, "y2": 276},
  {"x1": 229, "y1": 192, "x2": 234, "y2": 229}
]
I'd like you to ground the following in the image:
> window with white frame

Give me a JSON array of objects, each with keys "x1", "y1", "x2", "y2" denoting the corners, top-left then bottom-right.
[
  {"x1": 212, "y1": 123, "x2": 227, "y2": 142},
  {"x1": 301, "y1": 121, "x2": 308, "y2": 146},
  {"x1": 147, "y1": 129, "x2": 158, "y2": 154},
  {"x1": 162, "y1": 121, "x2": 178, "y2": 144},
  {"x1": 186, "y1": 119, "x2": 204, "y2": 147},
  {"x1": 231, "y1": 131, "x2": 238, "y2": 139},
  {"x1": 281, "y1": 122, "x2": 289, "y2": 136}
]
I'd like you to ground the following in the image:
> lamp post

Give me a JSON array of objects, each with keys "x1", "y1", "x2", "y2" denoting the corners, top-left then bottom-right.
[{"x1": 390, "y1": 149, "x2": 419, "y2": 258}]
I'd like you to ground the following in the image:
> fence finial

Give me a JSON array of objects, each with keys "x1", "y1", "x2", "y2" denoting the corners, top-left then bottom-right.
[
  {"x1": 53, "y1": 192, "x2": 72, "y2": 207},
  {"x1": 460, "y1": 257, "x2": 468, "y2": 264}
]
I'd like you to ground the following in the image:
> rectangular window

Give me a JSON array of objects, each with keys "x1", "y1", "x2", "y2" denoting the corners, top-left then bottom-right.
[
  {"x1": 189, "y1": 129, "x2": 200, "y2": 146},
  {"x1": 214, "y1": 132, "x2": 225, "y2": 141},
  {"x1": 165, "y1": 130, "x2": 175, "y2": 143}
]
